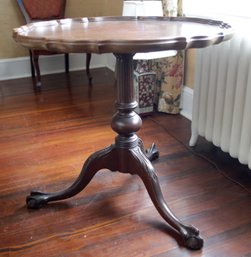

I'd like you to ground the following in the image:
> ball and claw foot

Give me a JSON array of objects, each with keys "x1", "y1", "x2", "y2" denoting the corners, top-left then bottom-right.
[
  {"x1": 181, "y1": 226, "x2": 204, "y2": 250},
  {"x1": 26, "y1": 191, "x2": 49, "y2": 209},
  {"x1": 183, "y1": 234, "x2": 203, "y2": 250},
  {"x1": 145, "y1": 143, "x2": 159, "y2": 161}
]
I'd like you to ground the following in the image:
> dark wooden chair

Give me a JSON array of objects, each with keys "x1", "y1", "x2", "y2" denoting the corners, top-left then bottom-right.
[{"x1": 16, "y1": 0, "x2": 92, "y2": 87}]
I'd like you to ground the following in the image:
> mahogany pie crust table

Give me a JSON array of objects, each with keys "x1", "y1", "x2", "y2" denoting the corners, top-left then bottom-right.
[{"x1": 13, "y1": 16, "x2": 233, "y2": 250}]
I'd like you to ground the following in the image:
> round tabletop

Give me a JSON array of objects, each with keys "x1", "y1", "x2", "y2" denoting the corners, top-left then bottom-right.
[{"x1": 13, "y1": 16, "x2": 233, "y2": 54}]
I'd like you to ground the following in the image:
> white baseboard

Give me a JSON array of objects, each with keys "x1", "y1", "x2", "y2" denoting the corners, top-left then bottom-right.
[
  {"x1": 0, "y1": 53, "x2": 116, "y2": 81},
  {"x1": 180, "y1": 86, "x2": 193, "y2": 121}
]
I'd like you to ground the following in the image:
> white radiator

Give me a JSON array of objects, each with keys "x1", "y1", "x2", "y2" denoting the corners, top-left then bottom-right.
[{"x1": 189, "y1": 30, "x2": 251, "y2": 169}]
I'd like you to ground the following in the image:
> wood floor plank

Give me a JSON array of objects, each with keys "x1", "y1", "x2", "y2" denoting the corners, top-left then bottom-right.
[{"x1": 1, "y1": 68, "x2": 251, "y2": 257}]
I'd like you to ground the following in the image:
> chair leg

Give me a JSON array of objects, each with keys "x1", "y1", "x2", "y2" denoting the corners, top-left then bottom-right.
[
  {"x1": 86, "y1": 53, "x2": 92, "y2": 85},
  {"x1": 64, "y1": 53, "x2": 69, "y2": 73},
  {"x1": 32, "y1": 52, "x2": 42, "y2": 87},
  {"x1": 29, "y1": 50, "x2": 35, "y2": 78}
]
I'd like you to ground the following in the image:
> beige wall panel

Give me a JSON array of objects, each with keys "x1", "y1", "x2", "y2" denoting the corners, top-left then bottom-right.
[
  {"x1": 184, "y1": 49, "x2": 196, "y2": 89},
  {"x1": 66, "y1": 0, "x2": 123, "y2": 17},
  {"x1": 1, "y1": 0, "x2": 123, "y2": 59},
  {"x1": 0, "y1": 0, "x2": 27, "y2": 58}
]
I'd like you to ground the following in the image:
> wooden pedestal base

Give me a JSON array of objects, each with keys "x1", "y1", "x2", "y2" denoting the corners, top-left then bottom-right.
[{"x1": 26, "y1": 54, "x2": 203, "y2": 250}]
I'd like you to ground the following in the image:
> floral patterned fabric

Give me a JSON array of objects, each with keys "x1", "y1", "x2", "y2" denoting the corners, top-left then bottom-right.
[
  {"x1": 162, "y1": 0, "x2": 183, "y2": 16},
  {"x1": 154, "y1": 0, "x2": 184, "y2": 114},
  {"x1": 134, "y1": 0, "x2": 184, "y2": 114},
  {"x1": 151, "y1": 51, "x2": 184, "y2": 114}
]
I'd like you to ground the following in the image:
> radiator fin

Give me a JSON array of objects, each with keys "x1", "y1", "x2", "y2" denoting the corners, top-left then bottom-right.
[{"x1": 190, "y1": 33, "x2": 251, "y2": 169}]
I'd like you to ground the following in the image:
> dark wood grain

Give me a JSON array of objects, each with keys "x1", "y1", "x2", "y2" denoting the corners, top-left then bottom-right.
[
  {"x1": 1, "y1": 68, "x2": 251, "y2": 256},
  {"x1": 13, "y1": 16, "x2": 233, "y2": 54}
]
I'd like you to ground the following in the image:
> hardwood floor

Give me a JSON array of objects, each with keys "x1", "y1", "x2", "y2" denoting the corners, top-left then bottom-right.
[{"x1": 0, "y1": 68, "x2": 251, "y2": 257}]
